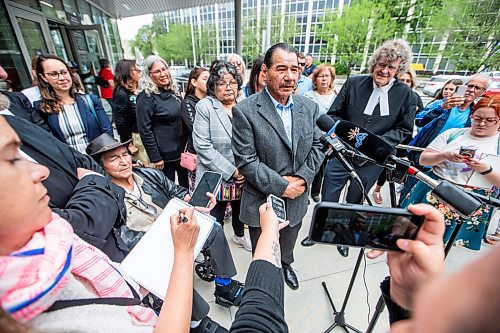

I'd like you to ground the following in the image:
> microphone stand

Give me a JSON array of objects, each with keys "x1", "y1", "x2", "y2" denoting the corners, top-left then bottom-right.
[{"x1": 320, "y1": 153, "x2": 374, "y2": 333}]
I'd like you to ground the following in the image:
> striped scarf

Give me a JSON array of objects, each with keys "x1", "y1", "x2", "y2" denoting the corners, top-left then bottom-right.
[{"x1": 0, "y1": 214, "x2": 157, "y2": 326}]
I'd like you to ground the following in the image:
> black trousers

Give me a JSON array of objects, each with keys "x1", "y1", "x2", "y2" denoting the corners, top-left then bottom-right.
[
  {"x1": 203, "y1": 223, "x2": 237, "y2": 277},
  {"x1": 322, "y1": 158, "x2": 383, "y2": 204},
  {"x1": 210, "y1": 199, "x2": 245, "y2": 237},
  {"x1": 163, "y1": 160, "x2": 189, "y2": 189},
  {"x1": 248, "y1": 223, "x2": 302, "y2": 266},
  {"x1": 311, "y1": 159, "x2": 327, "y2": 197}
]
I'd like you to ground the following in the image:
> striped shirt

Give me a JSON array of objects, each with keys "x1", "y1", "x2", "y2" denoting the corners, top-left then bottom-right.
[{"x1": 59, "y1": 103, "x2": 89, "y2": 154}]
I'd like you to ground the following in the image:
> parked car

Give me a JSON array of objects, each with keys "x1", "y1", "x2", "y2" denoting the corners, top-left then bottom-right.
[
  {"x1": 484, "y1": 79, "x2": 500, "y2": 97},
  {"x1": 423, "y1": 75, "x2": 469, "y2": 97},
  {"x1": 481, "y1": 71, "x2": 500, "y2": 79}
]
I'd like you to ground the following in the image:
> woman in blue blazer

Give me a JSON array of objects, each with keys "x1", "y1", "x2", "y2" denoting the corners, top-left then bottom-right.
[{"x1": 34, "y1": 54, "x2": 112, "y2": 153}]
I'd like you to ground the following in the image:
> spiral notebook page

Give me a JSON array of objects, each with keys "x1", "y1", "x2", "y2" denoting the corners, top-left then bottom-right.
[{"x1": 120, "y1": 197, "x2": 215, "y2": 299}]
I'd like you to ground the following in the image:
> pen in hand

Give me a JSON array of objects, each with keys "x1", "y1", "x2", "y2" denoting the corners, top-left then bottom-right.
[{"x1": 178, "y1": 212, "x2": 189, "y2": 223}]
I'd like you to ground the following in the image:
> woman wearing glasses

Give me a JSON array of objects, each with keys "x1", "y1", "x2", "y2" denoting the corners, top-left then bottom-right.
[
  {"x1": 401, "y1": 95, "x2": 500, "y2": 250},
  {"x1": 136, "y1": 55, "x2": 188, "y2": 188},
  {"x1": 400, "y1": 74, "x2": 490, "y2": 201},
  {"x1": 303, "y1": 64, "x2": 337, "y2": 203},
  {"x1": 303, "y1": 64, "x2": 337, "y2": 115},
  {"x1": 34, "y1": 54, "x2": 112, "y2": 154},
  {"x1": 193, "y1": 61, "x2": 252, "y2": 251}
]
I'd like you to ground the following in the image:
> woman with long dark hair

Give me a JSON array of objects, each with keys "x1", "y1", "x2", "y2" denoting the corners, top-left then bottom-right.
[
  {"x1": 242, "y1": 57, "x2": 265, "y2": 97},
  {"x1": 34, "y1": 54, "x2": 112, "y2": 153},
  {"x1": 180, "y1": 66, "x2": 210, "y2": 192},
  {"x1": 112, "y1": 59, "x2": 148, "y2": 164},
  {"x1": 136, "y1": 55, "x2": 188, "y2": 188}
]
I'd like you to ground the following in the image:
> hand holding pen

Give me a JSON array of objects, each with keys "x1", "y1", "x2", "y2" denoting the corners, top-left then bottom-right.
[{"x1": 170, "y1": 207, "x2": 200, "y2": 255}]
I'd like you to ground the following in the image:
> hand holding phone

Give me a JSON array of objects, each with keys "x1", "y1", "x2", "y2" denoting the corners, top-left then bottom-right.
[
  {"x1": 309, "y1": 203, "x2": 424, "y2": 252},
  {"x1": 267, "y1": 194, "x2": 287, "y2": 223},
  {"x1": 189, "y1": 171, "x2": 222, "y2": 208}
]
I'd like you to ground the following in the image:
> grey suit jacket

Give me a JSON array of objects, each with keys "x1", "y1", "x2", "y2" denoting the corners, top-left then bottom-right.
[
  {"x1": 232, "y1": 91, "x2": 324, "y2": 227},
  {"x1": 193, "y1": 96, "x2": 237, "y2": 184}
]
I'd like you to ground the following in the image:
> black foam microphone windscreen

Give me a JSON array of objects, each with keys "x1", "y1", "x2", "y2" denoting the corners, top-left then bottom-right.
[
  {"x1": 333, "y1": 120, "x2": 396, "y2": 165},
  {"x1": 316, "y1": 114, "x2": 336, "y2": 132}
]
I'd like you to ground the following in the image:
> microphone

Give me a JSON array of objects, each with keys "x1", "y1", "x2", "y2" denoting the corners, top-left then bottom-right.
[
  {"x1": 332, "y1": 119, "x2": 396, "y2": 165},
  {"x1": 322, "y1": 118, "x2": 483, "y2": 217}
]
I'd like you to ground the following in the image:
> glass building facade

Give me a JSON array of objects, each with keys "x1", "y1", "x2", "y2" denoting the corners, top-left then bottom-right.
[
  {"x1": 1, "y1": 0, "x2": 123, "y2": 91},
  {"x1": 158, "y1": 0, "x2": 496, "y2": 74}
]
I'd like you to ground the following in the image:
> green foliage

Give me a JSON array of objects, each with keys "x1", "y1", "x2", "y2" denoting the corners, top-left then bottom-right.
[
  {"x1": 154, "y1": 24, "x2": 193, "y2": 63},
  {"x1": 195, "y1": 26, "x2": 217, "y2": 64},
  {"x1": 427, "y1": 0, "x2": 500, "y2": 72},
  {"x1": 332, "y1": 62, "x2": 349, "y2": 75},
  {"x1": 130, "y1": 15, "x2": 166, "y2": 57},
  {"x1": 316, "y1": 0, "x2": 397, "y2": 76}
]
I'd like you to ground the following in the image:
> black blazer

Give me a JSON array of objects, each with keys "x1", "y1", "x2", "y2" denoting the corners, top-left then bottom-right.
[
  {"x1": 136, "y1": 88, "x2": 184, "y2": 163},
  {"x1": 113, "y1": 86, "x2": 138, "y2": 142},
  {"x1": 1, "y1": 90, "x2": 49, "y2": 131},
  {"x1": 180, "y1": 94, "x2": 200, "y2": 154},
  {"x1": 327, "y1": 75, "x2": 416, "y2": 146},
  {"x1": 5, "y1": 115, "x2": 129, "y2": 262}
]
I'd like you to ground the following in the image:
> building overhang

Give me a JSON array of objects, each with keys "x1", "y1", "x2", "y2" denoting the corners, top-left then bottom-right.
[{"x1": 88, "y1": 0, "x2": 231, "y2": 18}]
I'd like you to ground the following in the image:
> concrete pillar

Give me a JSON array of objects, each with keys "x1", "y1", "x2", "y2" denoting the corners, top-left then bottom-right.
[{"x1": 235, "y1": 0, "x2": 242, "y2": 54}]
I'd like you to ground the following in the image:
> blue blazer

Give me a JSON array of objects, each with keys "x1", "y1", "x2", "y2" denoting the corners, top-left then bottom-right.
[{"x1": 35, "y1": 94, "x2": 113, "y2": 144}]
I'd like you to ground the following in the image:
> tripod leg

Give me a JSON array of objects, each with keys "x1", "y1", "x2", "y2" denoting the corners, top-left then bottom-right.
[
  {"x1": 366, "y1": 295, "x2": 386, "y2": 333},
  {"x1": 324, "y1": 322, "x2": 338, "y2": 333},
  {"x1": 322, "y1": 281, "x2": 338, "y2": 313},
  {"x1": 444, "y1": 222, "x2": 464, "y2": 257},
  {"x1": 344, "y1": 323, "x2": 364, "y2": 333},
  {"x1": 339, "y1": 249, "x2": 364, "y2": 314}
]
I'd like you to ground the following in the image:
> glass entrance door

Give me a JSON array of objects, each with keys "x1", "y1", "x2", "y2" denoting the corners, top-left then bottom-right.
[
  {"x1": 7, "y1": 5, "x2": 54, "y2": 77},
  {"x1": 67, "y1": 25, "x2": 110, "y2": 94}
]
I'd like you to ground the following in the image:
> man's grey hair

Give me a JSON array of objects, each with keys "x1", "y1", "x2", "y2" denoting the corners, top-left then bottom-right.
[
  {"x1": 139, "y1": 55, "x2": 178, "y2": 95},
  {"x1": 469, "y1": 73, "x2": 492, "y2": 89},
  {"x1": 369, "y1": 39, "x2": 413, "y2": 74}
]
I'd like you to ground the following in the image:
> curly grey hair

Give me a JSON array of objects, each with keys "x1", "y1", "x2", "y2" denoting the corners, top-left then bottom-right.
[
  {"x1": 369, "y1": 39, "x2": 413, "y2": 74},
  {"x1": 139, "y1": 55, "x2": 178, "y2": 95}
]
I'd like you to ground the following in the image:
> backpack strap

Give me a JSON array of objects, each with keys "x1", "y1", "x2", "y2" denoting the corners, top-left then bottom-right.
[
  {"x1": 44, "y1": 280, "x2": 141, "y2": 312},
  {"x1": 83, "y1": 94, "x2": 101, "y2": 129},
  {"x1": 446, "y1": 128, "x2": 469, "y2": 144}
]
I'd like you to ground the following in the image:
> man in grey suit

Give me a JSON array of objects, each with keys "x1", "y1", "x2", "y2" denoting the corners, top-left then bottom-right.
[{"x1": 232, "y1": 43, "x2": 324, "y2": 290}]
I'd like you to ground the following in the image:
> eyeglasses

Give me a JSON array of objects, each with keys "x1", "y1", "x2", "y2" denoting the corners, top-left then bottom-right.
[
  {"x1": 44, "y1": 70, "x2": 70, "y2": 80},
  {"x1": 471, "y1": 115, "x2": 500, "y2": 125},
  {"x1": 230, "y1": 60, "x2": 242, "y2": 67},
  {"x1": 375, "y1": 62, "x2": 398, "y2": 71},
  {"x1": 150, "y1": 67, "x2": 169, "y2": 76},
  {"x1": 466, "y1": 84, "x2": 485, "y2": 92},
  {"x1": 216, "y1": 80, "x2": 238, "y2": 89},
  {"x1": 317, "y1": 74, "x2": 331, "y2": 79}
]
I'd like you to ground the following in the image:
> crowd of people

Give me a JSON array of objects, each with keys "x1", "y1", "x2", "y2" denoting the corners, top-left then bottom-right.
[{"x1": 0, "y1": 35, "x2": 498, "y2": 333}]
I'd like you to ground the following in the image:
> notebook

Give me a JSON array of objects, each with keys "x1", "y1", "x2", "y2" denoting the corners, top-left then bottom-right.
[
  {"x1": 120, "y1": 197, "x2": 216, "y2": 299},
  {"x1": 466, "y1": 154, "x2": 500, "y2": 189}
]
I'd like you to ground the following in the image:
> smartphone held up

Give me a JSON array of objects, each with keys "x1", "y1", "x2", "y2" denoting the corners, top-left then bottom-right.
[
  {"x1": 188, "y1": 171, "x2": 222, "y2": 208},
  {"x1": 308, "y1": 203, "x2": 424, "y2": 252}
]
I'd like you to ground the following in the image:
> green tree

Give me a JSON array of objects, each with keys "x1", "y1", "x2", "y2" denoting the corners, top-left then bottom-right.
[
  {"x1": 154, "y1": 24, "x2": 193, "y2": 63},
  {"x1": 130, "y1": 15, "x2": 166, "y2": 57},
  {"x1": 195, "y1": 25, "x2": 217, "y2": 65},
  {"x1": 316, "y1": 0, "x2": 397, "y2": 76},
  {"x1": 428, "y1": 0, "x2": 499, "y2": 72}
]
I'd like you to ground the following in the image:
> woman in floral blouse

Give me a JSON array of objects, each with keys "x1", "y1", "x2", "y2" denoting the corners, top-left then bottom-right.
[{"x1": 401, "y1": 96, "x2": 500, "y2": 250}]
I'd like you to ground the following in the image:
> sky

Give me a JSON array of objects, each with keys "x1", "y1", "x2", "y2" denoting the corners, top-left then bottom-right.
[{"x1": 117, "y1": 14, "x2": 153, "y2": 41}]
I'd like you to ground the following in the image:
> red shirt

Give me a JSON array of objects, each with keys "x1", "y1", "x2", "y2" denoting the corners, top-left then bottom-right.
[{"x1": 98, "y1": 67, "x2": 114, "y2": 99}]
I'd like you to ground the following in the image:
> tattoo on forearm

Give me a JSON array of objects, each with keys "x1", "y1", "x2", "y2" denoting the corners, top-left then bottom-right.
[{"x1": 272, "y1": 241, "x2": 281, "y2": 267}]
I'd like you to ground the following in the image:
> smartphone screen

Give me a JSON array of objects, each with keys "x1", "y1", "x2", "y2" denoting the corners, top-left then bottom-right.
[
  {"x1": 189, "y1": 171, "x2": 222, "y2": 207},
  {"x1": 267, "y1": 194, "x2": 286, "y2": 222},
  {"x1": 308, "y1": 202, "x2": 424, "y2": 251}
]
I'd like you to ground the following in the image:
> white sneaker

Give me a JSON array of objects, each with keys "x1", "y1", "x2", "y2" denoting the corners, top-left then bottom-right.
[{"x1": 232, "y1": 235, "x2": 252, "y2": 252}]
